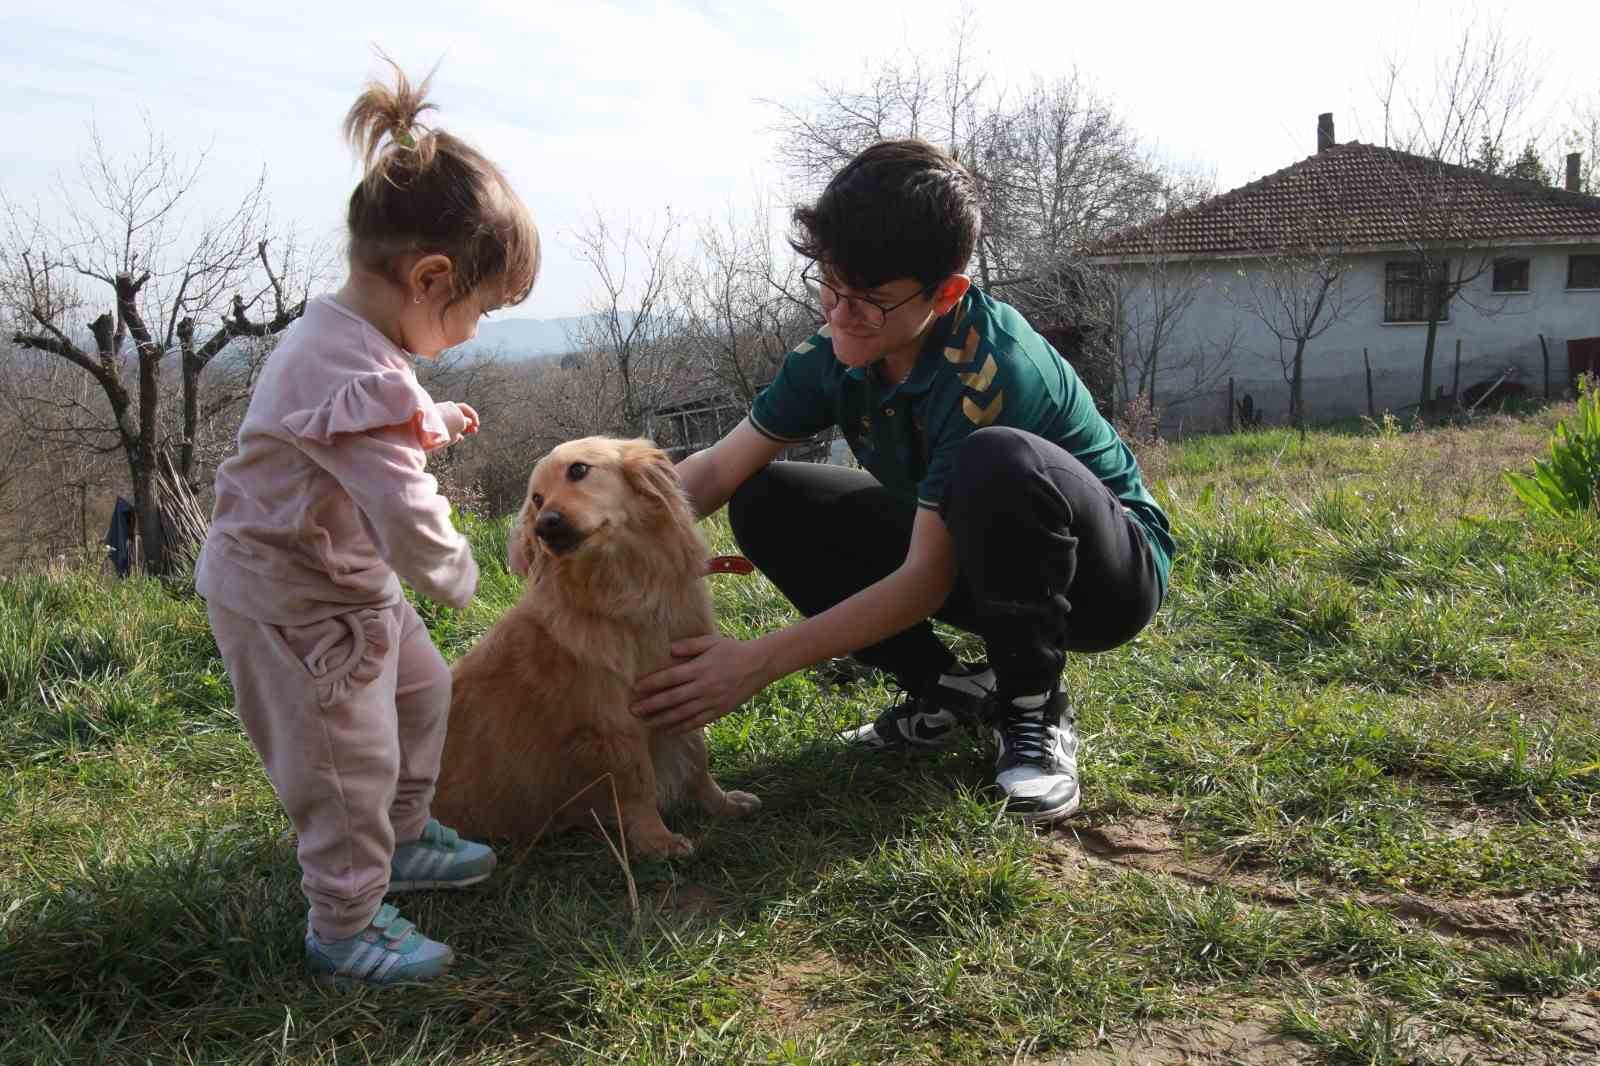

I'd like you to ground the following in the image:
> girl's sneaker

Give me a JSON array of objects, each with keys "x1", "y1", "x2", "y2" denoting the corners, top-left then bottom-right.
[
  {"x1": 305, "y1": 904, "x2": 453, "y2": 986},
  {"x1": 390, "y1": 818, "x2": 497, "y2": 891}
]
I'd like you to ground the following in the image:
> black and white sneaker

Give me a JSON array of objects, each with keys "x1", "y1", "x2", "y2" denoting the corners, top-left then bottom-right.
[
  {"x1": 843, "y1": 662, "x2": 996, "y2": 751},
  {"x1": 990, "y1": 687, "x2": 1080, "y2": 823}
]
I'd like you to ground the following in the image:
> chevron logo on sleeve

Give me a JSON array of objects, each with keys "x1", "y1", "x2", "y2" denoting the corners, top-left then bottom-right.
[{"x1": 963, "y1": 391, "x2": 1004, "y2": 427}]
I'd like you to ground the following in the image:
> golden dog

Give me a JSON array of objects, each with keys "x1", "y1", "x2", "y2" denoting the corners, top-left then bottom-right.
[{"x1": 433, "y1": 437, "x2": 759, "y2": 859}]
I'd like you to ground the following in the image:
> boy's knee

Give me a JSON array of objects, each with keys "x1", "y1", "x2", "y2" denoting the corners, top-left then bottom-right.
[
  {"x1": 951, "y1": 426, "x2": 1039, "y2": 503},
  {"x1": 728, "y1": 466, "x2": 783, "y2": 549}
]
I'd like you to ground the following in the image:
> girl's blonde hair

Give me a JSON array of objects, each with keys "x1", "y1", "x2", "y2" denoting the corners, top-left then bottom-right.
[{"x1": 343, "y1": 57, "x2": 540, "y2": 311}]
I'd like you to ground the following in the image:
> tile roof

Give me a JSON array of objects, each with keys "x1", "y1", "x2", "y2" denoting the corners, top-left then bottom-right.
[{"x1": 1087, "y1": 142, "x2": 1600, "y2": 260}]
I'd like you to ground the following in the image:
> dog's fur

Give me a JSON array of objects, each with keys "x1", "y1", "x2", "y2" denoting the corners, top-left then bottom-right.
[{"x1": 433, "y1": 437, "x2": 759, "y2": 859}]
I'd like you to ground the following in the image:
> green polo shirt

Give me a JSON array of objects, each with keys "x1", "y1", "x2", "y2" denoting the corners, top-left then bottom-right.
[{"x1": 749, "y1": 287, "x2": 1173, "y2": 593}]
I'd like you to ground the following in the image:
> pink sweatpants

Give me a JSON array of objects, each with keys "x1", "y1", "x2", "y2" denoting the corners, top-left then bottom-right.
[{"x1": 207, "y1": 599, "x2": 451, "y2": 939}]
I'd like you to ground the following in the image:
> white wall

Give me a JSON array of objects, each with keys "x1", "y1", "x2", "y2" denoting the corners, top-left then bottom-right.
[{"x1": 1115, "y1": 245, "x2": 1600, "y2": 433}]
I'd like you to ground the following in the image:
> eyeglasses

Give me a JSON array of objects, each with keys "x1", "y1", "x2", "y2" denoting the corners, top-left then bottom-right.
[{"x1": 803, "y1": 268, "x2": 932, "y2": 331}]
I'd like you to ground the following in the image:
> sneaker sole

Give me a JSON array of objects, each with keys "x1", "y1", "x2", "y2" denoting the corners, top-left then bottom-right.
[
  {"x1": 1005, "y1": 792, "x2": 1082, "y2": 825},
  {"x1": 842, "y1": 732, "x2": 960, "y2": 753},
  {"x1": 310, "y1": 961, "x2": 453, "y2": 989},
  {"x1": 388, "y1": 871, "x2": 493, "y2": 892}
]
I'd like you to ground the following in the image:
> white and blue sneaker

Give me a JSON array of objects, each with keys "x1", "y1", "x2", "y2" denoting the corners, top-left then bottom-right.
[
  {"x1": 990, "y1": 686, "x2": 1081, "y2": 824},
  {"x1": 844, "y1": 662, "x2": 996, "y2": 751},
  {"x1": 305, "y1": 903, "x2": 453, "y2": 986},
  {"x1": 390, "y1": 819, "x2": 496, "y2": 892}
]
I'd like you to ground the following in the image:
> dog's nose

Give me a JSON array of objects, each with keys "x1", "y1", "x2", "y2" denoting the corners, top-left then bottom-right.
[{"x1": 533, "y1": 510, "x2": 567, "y2": 540}]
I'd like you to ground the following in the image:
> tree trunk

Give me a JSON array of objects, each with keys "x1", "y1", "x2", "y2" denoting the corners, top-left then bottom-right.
[
  {"x1": 178, "y1": 318, "x2": 201, "y2": 487},
  {"x1": 1291, "y1": 337, "x2": 1307, "y2": 438},
  {"x1": 1418, "y1": 273, "x2": 1448, "y2": 411},
  {"x1": 1419, "y1": 316, "x2": 1440, "y2": 412},
  {"x1": 119, "y1": 273, "x2": 168, "y2": 574}
]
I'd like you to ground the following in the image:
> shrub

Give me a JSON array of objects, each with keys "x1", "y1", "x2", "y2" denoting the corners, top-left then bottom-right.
[{"x1": 1503, "y1": 376, "x2": 1600, "y2": 519}]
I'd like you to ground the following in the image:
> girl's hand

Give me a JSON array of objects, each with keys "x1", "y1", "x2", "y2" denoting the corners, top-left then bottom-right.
[
  {"x1": 631, "y1": 635, "x2": 767, "y2": 734},
  {"x1": 458, "y1": 403, "x2": 480, "y2": 435}
]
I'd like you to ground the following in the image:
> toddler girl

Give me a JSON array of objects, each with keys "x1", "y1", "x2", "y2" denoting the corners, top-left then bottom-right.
[{"x1": 196, "y1": 59, "x2": 540, "y2": 985}]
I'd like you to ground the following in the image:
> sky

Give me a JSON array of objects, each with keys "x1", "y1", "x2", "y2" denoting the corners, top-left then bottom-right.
[{"x1": 4, "y1": 0, "x2": 1596, "y2": 319}]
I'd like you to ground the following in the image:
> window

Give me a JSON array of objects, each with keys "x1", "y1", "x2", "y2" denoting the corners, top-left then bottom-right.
[
  {"x1": 1568, "y1": 254, "x2": 1600, "y2": 290},
  {"x1": 1384, "y1": 259, "x2": 1450, "y2": 323},
  {"x1": 1492, "y1": 257, "x2": 1530, "y2": 293}
]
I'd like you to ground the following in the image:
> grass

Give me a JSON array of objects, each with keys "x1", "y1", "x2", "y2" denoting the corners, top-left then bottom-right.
[{"x1": 2, "y1": 407, "x2": 1598, "y2": 1064}]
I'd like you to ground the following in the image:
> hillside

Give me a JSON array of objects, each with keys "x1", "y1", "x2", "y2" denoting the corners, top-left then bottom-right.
[{"x1": 1, "y1": 410, "x2": 1596, "y2": 1063}]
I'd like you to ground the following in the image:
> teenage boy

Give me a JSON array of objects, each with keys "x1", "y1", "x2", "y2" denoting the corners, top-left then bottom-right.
[{"x1": 629, "y1": 139, "x2": 1172, "y2": 823}]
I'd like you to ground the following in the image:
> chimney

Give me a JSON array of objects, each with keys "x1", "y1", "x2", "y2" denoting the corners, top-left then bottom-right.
[
  {"x1": 1567, "y1": 152, "x2": 1582, "y2": 193},
  {"x1": 1317, "y1": 113, "x2": 1335, "y2": 153}
]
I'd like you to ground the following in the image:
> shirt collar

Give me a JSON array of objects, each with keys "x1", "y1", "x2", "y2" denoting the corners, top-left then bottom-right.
[{"x1": 842, "y1": 293, "x2": 969, "y2": 397}]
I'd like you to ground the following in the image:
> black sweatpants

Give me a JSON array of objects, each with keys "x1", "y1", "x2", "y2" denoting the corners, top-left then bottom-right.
[{"x1": 727, "y1": 426, "x2": 1163, "y2": 698}]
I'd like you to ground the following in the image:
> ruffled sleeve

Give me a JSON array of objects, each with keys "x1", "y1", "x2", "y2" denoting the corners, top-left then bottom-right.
[{"x1": 280, "y1": 369, "x2": 451, "y2": 451}]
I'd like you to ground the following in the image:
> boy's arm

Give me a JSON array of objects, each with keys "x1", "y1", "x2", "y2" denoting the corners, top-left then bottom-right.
[
  {"x1": 674, "y1": 418, "x2": 786, "y2": 519},
  {"x1": 754, "y1": 505, "x2": 955, "y2": 678},
  {"x1": 632, "y1": 506, "x2": 957, "y2": 733}
]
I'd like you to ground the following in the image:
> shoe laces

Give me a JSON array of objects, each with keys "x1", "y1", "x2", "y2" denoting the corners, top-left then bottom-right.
[{"x1": 998, "y1": 708, "x2": 1054, "y2": 764}]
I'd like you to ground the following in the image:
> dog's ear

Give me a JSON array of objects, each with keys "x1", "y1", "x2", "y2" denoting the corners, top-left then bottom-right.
[
  {"x1": 507, "y1": 497, "x2": 538, "y2": 577},
  {"x1": 620, "y1": 439, "x2": 686, "y2": 515}
]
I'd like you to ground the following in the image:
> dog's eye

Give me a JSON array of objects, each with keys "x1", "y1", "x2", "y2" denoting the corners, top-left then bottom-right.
[
  {"x1": 567, "y1": 462, "x2": 589, "y2": 482},
  {"x1": 530, "y1": 494, "x2": 544, "y2": 509}
]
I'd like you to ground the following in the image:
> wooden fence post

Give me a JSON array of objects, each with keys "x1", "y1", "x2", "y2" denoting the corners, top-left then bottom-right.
[
  {"x1": 1363, "y1": 349, "x2": 1375, "y2": 420},
  {"x1": 1452, "y1": 338, "x2": 1462, "y2": 410}
]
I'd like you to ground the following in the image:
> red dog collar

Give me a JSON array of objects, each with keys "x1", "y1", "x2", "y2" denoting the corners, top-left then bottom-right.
[{"x1": 705, "y1": 555, "x2": 755, "y2": 576}]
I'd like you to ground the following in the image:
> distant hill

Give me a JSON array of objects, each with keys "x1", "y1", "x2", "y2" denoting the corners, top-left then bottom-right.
[
  {"x1": 464, "y1": 312, "x2": 637, "y2": 360},
  {"x1": 9, "y1": 311, "x2": 628, "y2": 366}
]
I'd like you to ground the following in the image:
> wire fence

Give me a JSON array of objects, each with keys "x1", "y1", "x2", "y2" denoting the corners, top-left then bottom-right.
[{"x1": 1154, "y1": 337, "x2": 1580, "y2": 436}]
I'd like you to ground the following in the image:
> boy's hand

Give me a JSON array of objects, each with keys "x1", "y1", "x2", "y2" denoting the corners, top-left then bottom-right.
[{"x1": 631, "y1": 635, "x2": 768, "y2": 734}]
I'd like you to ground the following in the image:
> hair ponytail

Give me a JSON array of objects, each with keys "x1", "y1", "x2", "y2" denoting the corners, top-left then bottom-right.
[{"x1": 342, "y1": 55, "x2": 540, "y2": 310}]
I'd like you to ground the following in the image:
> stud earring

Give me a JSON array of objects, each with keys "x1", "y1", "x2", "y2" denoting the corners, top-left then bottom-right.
[{"x1": 414, "y1": 295, "x2": 424, "y2": 304}]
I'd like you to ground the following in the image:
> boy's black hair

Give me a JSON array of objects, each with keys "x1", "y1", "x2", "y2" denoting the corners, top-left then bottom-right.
[{"x1": 790, "y1": 138, "x2": 980, "y2": 293}]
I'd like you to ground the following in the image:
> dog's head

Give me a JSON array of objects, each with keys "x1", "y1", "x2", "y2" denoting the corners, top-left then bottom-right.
[{"x1": 507, "y1": 437, "x2": 693, "y2": 578}]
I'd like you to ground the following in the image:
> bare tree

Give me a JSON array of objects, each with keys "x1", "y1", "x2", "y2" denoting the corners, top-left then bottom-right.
[
  {"x1": 767, "y1": 10, "x2": 1202, "y2": 301},
  {"x1": 569, "y1": 209, "x2": 686, "y2": 436},
  {"x1": 1375, "y1": 15, "x2": 1549, "y2": 409},
  {"x1": 984, "y1": 74, "x2": 1194, "y2": 287},
  {"x1": 0, "y1": 341, "x2": 122, "y2": 568},
  {"x1": 1221, "y1": 181, "x2": 1369, "y2": 435},
  {"x1": 1230, "y1": 250, "x2": 1363, "y2": 435},
  {"x1": 1567, "y1": 91, "x2": 1600, "y2": 195},
  {"x1": 1111, "y1": 248, "x2": 1232, "y2": 419},
  {"x1": 677, "y1": 198, "x2": 814, "y2": 406},
  {"x1": 0, "y1": 120, "x2": 309, "y2": 572},
  {"x1": 766, "y1": 5, "x2": 1018, "y2": 289}
]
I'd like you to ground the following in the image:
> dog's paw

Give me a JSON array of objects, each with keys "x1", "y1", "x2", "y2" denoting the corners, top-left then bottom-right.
[
  {"x1": 633, "y1": 832, "x2": 695, "y2": 861},
  {"x1": 722, "y1": 790, "x2": 761, "y2": 816}
]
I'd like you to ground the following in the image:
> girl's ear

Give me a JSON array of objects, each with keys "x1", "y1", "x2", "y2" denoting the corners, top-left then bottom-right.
[{"x1": 408, "y1": 253, "x2": 454, "y2": 303}]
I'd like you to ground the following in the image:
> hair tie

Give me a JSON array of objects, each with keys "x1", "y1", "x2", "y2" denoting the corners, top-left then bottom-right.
[{"x1": 394, "y1": 126, "x2": 418, "y2": 151}]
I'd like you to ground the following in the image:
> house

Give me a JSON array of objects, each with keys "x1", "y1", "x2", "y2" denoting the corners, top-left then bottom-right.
[{"x1": 1086, "y1": 115, "x2": 1600, "y2": 432}]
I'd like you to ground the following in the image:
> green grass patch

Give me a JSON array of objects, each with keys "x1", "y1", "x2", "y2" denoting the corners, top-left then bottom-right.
[{"x1": 1, "y1": 410, "x2": 1597, "y2": 1063}]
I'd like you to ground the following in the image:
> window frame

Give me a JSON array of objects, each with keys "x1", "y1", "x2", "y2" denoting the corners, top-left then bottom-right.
[
  {"x1": 1567, "y1": 254, "x2": 1600, "y2": 291},
  {"x1": 1383, "y1": 258, "x2": 1451, "y2": 323},
  {"x1": 1491, "y1": 257, "x2": 1531, "y2": 294}
]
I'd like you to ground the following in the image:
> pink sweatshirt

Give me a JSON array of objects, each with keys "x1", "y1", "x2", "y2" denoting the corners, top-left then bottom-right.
[{"x1": 196, "y1": 296, "x2": 479, "y2": 625}]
